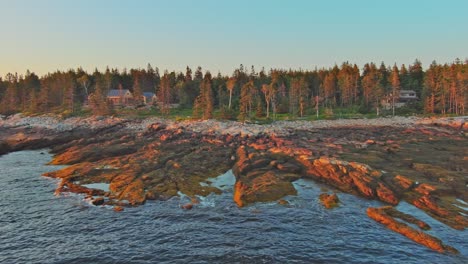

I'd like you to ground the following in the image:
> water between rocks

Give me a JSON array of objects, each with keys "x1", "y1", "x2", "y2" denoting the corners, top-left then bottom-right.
[{"x1": 0, "y1": 150, "x2": 466, "y2": 264}]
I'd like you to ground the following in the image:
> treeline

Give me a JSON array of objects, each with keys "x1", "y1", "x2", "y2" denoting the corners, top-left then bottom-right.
[{"x1": 0, "y1": 59, "x2": 467, "y2": 119}]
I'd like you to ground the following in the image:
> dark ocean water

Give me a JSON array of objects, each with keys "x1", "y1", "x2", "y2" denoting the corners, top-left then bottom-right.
[{"x1": 0, "y1": 150, "x2": 466, "y2": 264}]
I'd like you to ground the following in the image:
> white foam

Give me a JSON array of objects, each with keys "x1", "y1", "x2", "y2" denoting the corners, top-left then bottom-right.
[{"x1": 196, "y1": 195, "x2": 216, "y2": 208}]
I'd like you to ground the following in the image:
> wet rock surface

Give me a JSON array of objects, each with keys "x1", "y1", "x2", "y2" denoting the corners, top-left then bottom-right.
[
  {"x1": 1, "y1": 114, "x2": 466, "y2": 253},
  {"x1": 319, "y1": 193, "x2": 340, "y2": 209},
  {"x1": 367, "y1": 206, "x2": 458, "y2": 254}
]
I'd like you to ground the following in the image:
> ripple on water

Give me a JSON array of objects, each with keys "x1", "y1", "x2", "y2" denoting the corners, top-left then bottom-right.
[{"x1": 0, "y1": 150, "x2": 466, "y2": 264}]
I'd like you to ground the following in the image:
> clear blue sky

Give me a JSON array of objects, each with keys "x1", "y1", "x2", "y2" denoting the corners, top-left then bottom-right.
[{"x1": 1, "y1": 0, "x2": 467, "y2": 76}]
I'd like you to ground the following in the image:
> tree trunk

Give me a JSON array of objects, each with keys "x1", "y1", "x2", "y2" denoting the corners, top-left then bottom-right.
[{"x1": 266, "y1": 100, "x2": 270, "y2": 118}]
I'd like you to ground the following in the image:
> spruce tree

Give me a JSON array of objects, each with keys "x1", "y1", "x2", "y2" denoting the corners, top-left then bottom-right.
[{"x1": 390, "y1": 64, "x2": 401, "y2": 116}]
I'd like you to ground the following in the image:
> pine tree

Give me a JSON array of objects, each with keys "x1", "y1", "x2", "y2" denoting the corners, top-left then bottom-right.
[
  {"x1": 28, "y1": 88, "x2": 37, "y2": 113},
  {"x1": 0, "y1": 76, "x2": 19, "y2": 114},
  {"x1": 37, "y1": 79, "x2": 50, "y2": 112},
  {"x1": 61, "y1": 73, "x2": 76, "y2": 113},
  {"x1": 409, "y1": 59, "x2": 424, "y2": 93},
  {"x1": 269, "y1": 72, "x2": 281, "y2": 120},
  {"x1": 158, "y1": 73, "x2": 171, "y2": 116},
  {"x1": 238, "y1": 80, "x2": 256, "y2": 121},
  {"x1": 192, "y1": 72, "x2": 213, "y2": 120},
  {"x1": 323, "y1": 73, "x2": 337, "y2": 107},
  {"x1": 132, "y1": 76, "x2": 143, "y2": 106},
  {"x1": 361, "y1": 63, "x2": 384, "y2": 114},
  {"x1": 289, "y1": 77, "x2": 308, "y2": 116},
  {"x1": 337, "y1": 62, "x2": 354, "y2": 106},
  {"x1": 390, "y1": 64, "x2": 401, "y2": 116},
  {"x1": 423, "y1": 62, "x2": 442, "y2": 114},
  {"x1": 289, "y1": 78, "x2": 299, "y2": 116},
  {"x1": 378, "y1": 62, "x2": 389, "y2": 92},
  {"x1": 194, "y1": 66, "x2": 203, "y2": 82},
  {"x1": 456, "y1": 66, "x2": 467, "y2": 115},
  {"x1": 399, "y1": 64, "x2": 409, "y2": 90},
  {"x1": 89, "y1": 82, "x2": 112, "y2": 115},
  {"x1": 185, "y1": 66, "x2": 193, "y2": 82},
  {"x1": 203, "y1": 73, "x2": 214, "y2": 119}
]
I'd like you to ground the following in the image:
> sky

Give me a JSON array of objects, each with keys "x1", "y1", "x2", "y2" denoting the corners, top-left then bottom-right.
[{"x1": 1, "y1": 0, "x2": 467, "y2": 76}]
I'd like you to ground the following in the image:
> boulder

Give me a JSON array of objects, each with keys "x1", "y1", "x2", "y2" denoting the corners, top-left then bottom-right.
[
  {"x1": 233, "y1": 171, "x2": 297, "y2": 207},
  {"x1": 113, "y1": 206, "x2": 124, "y2": 212},
  {"x1": 319, "y1": 193, "x2": 340, "y2": 209},
  {"x1": 92, "y1": 197, "x2": 105, "y2": 206},
  {"x1": 232, "y1": 146, "x2": 300, "y2": 207},
  {"x1": 181, "y1": 203, "x2": 193, "y2": 210}
]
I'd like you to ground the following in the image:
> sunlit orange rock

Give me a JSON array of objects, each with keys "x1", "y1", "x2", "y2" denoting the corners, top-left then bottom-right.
[
  {"x1": 414, "y1": 183, "x2": 437, "y2": 195},
  {"x1": 367, "y1": 207, "x2": 458, "y2": 254},
  {"x1": 319, "y1": 193, "x2": 340, "y2": 209},
  {"x1": 113, "y1": 206, "x2": 124, "y2": 212},
  {"x1": 413, "y1": 195, "x2": 449, "y2": 217},
  {"x1": 299, "y1": 157, "x2": 399, "y2": 205},
  {"x1": 233, "y1": 181, "x2": 247, "y2": 207},
  {"x1": 181, "y1": 203, "x2": 193, "y2": 210},
  {"x1": 118, "y1": 178, "x2": 146, "y2": 206},
  {"x1": 376, "y1": 183, "x2": 399, "y2": 205},
  {"x1": 393, "y1": 175, "x2": 414, "y2": 190},
  {"x1": 233, "y1": 170, "x2": 297, "y2": 207}
]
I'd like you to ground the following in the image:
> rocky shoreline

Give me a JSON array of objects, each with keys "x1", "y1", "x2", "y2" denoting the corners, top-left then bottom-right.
[{"x1": 0, "y1": 114, "x2": 467, "y2": 253}]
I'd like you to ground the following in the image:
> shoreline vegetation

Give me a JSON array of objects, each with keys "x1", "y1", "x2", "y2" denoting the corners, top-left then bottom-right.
[
  {"x1": 0, "y1": 59, "x2": 466, "y2": 121},
  {"x1": 0, "y1": 114, "x2": 467, "y2": 253}
]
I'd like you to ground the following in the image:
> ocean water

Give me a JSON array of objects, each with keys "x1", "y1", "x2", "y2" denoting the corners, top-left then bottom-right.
[{"x1": 0, "y1": 150, "x2": 466, "y2": 264}]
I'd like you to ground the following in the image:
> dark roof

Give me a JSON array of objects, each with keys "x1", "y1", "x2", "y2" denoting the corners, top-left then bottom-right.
[
  {"x1": 143, "y1": 92, "x2": 156, "y2": 98},
  {"x1": 107, "y1": 89, "x2": 131, "y2": 97}
]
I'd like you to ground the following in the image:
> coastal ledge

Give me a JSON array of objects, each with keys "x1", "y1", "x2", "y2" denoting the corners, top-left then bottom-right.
[
  {"x1": 0, "y1": 114, "x2": 467, "y2": 253},
  {"x1": 1, "y1": 114, "x2": 467, "y2": 137}
]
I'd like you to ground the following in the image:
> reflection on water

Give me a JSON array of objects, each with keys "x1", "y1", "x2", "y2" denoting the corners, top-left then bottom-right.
[{"x1": 0, "y1": 150, "x2": 466, "y2": 264}]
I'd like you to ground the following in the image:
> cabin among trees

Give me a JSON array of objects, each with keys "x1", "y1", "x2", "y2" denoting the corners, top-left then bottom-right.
[
  {"x1": 142, "y1": 92, "x2": 157, "y2": 105},
  {"x1": 382, "y1": 90, "x2": 419, "y2": 109},
  {"x1": 88, "y1": 89, "x2": 156, "y2": 107},
  {"x1": 107, "y1": 89, "x2": 134, "y2": 106},
  {"x1": 399, "y1": 90, "x2": 418, "y2": 102}
]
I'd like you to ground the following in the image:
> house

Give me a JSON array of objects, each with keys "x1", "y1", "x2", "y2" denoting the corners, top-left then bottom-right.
[
  {"x1": 382, "y1": 90, "x2": 419, "y2": 109},
  {"x1": 142, "y1": 92, "x2": 157, "y2": 105},
  {"x1": 107, "y1": 89, "x2": 133, "y2": 106},
  {"x1": 398, "y1": 90, "x2": 418, "y2": 102}
]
